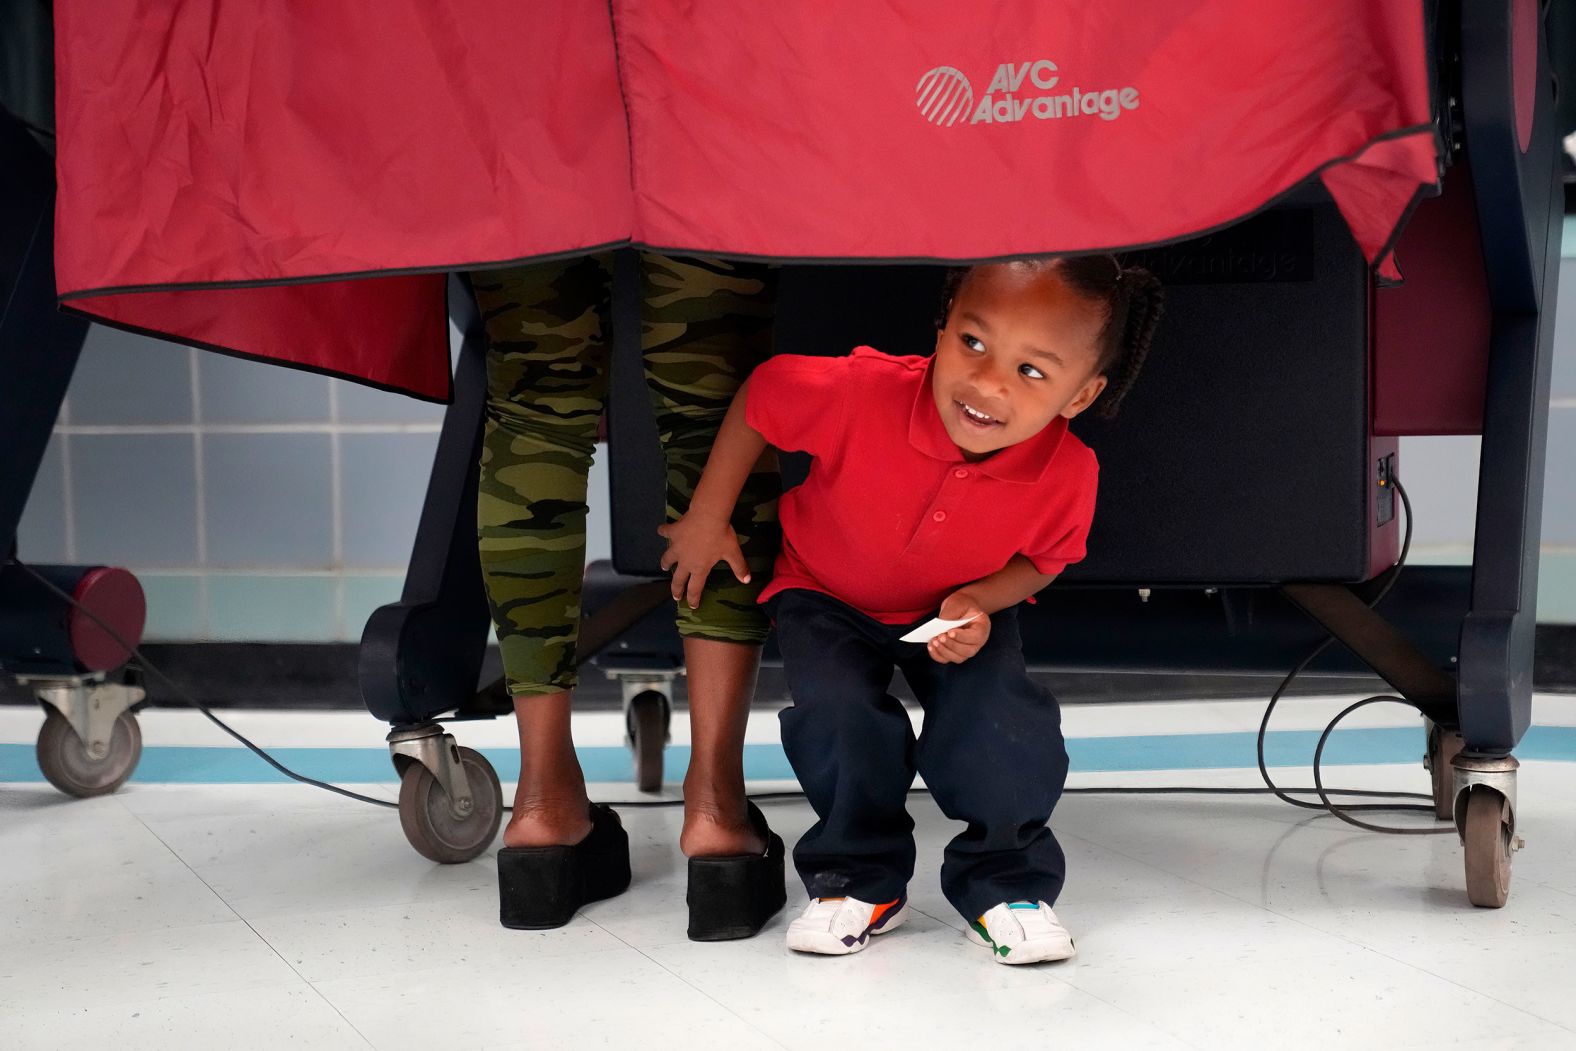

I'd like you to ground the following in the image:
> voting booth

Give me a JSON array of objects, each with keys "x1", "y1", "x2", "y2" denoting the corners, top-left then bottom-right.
[{"x1": 25, "y1": 1, "x2": 1564, "y2": 906}]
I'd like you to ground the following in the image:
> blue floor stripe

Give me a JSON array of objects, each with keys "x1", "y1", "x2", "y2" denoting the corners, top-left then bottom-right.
[{"x1": 4, "y1": 725, "x2": 1575, "y2": 786}]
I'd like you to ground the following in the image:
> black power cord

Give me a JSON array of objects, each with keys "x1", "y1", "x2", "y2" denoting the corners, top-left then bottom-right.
[
  {"x1": 9, "y1": 474, "x2": 1449, "y2": 827},
  {"x1": 10, "y1": 563, "x2": 398, "y2": 810},
  {"x1": 1253, "y1": 476, "x2": 1453, "y2": 835}
]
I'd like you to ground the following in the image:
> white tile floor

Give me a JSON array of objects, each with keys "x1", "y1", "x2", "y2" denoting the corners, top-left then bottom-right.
[{"x1": 4, "y1": 698, "x2": 1576, "y2": 1050}]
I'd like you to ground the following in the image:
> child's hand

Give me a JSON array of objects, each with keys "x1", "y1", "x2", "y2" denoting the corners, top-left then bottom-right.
[
  {"x1": 928, "y1": 590, "x2": 991, "y2": 664},
  {"x1": 657, "y1": 512, "x2": 751, "y2": 609}
]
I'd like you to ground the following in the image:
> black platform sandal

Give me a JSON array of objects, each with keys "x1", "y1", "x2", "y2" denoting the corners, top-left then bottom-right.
[
  {"x1": 497, "y1": 803, "x2": 632, "y2": 930},
  {"x1": 686, "y1": 801, "x2": 787, "y2": 941}
]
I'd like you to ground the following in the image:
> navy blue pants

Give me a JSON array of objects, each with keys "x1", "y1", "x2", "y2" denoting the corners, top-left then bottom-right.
[{"x1": 770, "y1": 588, "x2": 1070, "y2": 921}]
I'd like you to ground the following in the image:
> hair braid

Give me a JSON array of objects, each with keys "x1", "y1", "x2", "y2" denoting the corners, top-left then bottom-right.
[
  {"x1": 935, "y1": 267, "x2": 966, "y2": 331},
  {"x1": 1091, "y1": 267, "x2": 1164, "y2": 419}
]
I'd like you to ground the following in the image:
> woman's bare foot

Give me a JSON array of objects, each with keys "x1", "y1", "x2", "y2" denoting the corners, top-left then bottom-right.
[
  {"x1": 680, "y1": 773, "x2": 765, "y2": 857},
  {"x1": 503, "y1": 689, "x2": 594, "y2": 849},
  {"x1": 679, "y1": 638, "x2": 767, "y2": 857},
  {"x1": 503, "y1": 793, "x2": 594, "y2": 848}
]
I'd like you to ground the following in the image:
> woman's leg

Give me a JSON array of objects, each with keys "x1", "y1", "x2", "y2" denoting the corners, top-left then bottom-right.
[
  {"x1": 472, "y1": 256, "x2": 614, "y2": 848},
  {"x1": 639, "y1": 253, "x2": 781, "y2": 857},
  {"x1": 680, "y1": 637, "x2": 765, "y2": 855}
]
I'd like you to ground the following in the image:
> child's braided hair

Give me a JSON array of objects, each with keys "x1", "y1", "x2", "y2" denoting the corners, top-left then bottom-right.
[{"x1": 936, "y1": 254, "x2": 1164, "y2": 419}]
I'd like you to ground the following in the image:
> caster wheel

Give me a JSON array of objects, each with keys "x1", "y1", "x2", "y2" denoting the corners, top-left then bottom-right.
[
  {"x1": 398, "y1": 746, "x2": 502, "y2": 863},
  {"x1": 628, "y1": 690, "x2": 670, "y2": 794},
  {"x1": 1425, "y1": 723, "x2": 1465, "y2": 821},
  {"x1": 36, "y1": 708, "x2": 142, "y2": 798},
  {"x1": 1462, "y1": 786, "x2": 1514, "y2": 908}
]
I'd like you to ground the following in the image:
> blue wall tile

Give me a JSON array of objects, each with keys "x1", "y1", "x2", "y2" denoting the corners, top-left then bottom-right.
[
  {"x1": 1397, "y1": 436, "x2": 1481, "y2": 548},
  {"x1": 1538, "y1": 552, "x2": 1576, "y2": 625},
  {"x1": 14, "y1": 434, "x2": 68, "y2": 562},
  {"x1": 333, "y1": 379, "x2": 446, "y2": 424},
  {"x1": 1542, "y1": 408, "x2": 1576, "y2": 546},
  {"x1": 206, "y1": 575, "x2": 335, "y2": 641},
  {"x1": 1553, "y1": 262, "x2": 1576, "y2": 399},
  {"x1": 203, "y1": 433, "x2": 334, "y2": 567},
  {"x1": 67, "y1": 326, "x2": 192, "y2": 425},
  {"x1": 587, "y1": 453, "x2": 612, "y2": 566},
  {"x1": 71, "y1": 434, "x2": 198, "y2": 566},
  {"x1": 1401, "y1": 416, "x2": 1576, "y2": 551},
  {"x1": 342, "y1": 574, "x2": 405, "y2": 640},
  {"x1": 199, "y1": 352, "x2": 330, "y2": 424},
  {"x1": 136, "y1": 574, "x2": 204, "y2": 641},
  {"x1": 338, "y1": 433, "x2": 439, "y2": 568}
]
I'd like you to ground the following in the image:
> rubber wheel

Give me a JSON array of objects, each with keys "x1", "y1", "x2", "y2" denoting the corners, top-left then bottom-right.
[
  {"x1": 1462, "y1": 786, "x2": 1514, "y2": 908},
  {"x1": 36, "y1": 708, "x2": 142, "y2": 798},
  {"x1": 628, "y1": 690, "x2": 669, "y2": 794},
  {"x1": 398, "y1": 746, "x2": 502, "y2": 863},
  {"x1": 1427, "y1": 724, "x2": 1465, "y2": 821}
]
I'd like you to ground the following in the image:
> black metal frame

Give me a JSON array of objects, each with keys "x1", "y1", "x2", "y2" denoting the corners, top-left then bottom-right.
[
  {"x1": 1453, "y1": 0, "x2": 1562, "y2": 754},
  {"x1": 356, "y1": 272, "x2": 674, "y2": 724},
  {"x1": 0, "y1": 111, "x2": 89, "y2": 562},
  {"x1": 357, "y1": 278, "x2": 492, "y2": 724}
]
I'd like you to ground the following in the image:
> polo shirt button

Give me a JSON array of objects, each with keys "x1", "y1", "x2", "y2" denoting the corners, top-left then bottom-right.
[
  {"x1": 932, "y1": 510, "x2": 947, "y2": 522},
  {"x1": 953, "y1": 468, "x2": 970, "y2": 479}
]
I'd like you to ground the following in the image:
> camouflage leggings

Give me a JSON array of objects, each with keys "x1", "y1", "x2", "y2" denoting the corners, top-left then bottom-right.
[{"x1": 473, "y1": 253, "x2": 781, "y2": 697}]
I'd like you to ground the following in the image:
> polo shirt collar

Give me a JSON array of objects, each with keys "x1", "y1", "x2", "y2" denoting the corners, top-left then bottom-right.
[{"x1": 907, "y1": 358, "x2": 1069, "y2": 483}]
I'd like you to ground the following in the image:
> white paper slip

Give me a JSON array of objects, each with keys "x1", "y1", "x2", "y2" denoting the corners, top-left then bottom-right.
[{"x1": 899, "y1": 613, "x2": 982, "y2": 644}]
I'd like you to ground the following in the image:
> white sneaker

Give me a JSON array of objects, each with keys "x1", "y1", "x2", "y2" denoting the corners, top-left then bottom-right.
[
  {"x1": 966, "y1": 901, "x2": 1076, "y2": 964},
  {"x1": 785, "y1": 895, "x2": 908, "y2": 955}
]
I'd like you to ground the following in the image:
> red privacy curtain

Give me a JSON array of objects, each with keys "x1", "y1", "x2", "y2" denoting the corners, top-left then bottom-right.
[{"x1": 53, "y1": 1, "x2": 1441, "y2": 400}]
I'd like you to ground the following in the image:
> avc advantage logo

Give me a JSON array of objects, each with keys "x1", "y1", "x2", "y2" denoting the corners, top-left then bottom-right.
[
  {"x1": 915, "y1": 60, "x2": 1140, "y2": 127},
  {"x1": 914, "y1": 66, "x2": 974, "y2": 127}
]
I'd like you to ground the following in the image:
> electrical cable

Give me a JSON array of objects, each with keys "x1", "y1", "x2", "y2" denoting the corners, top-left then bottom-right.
[
  {"x1": 8, "y1": 473, "x2": 1454, "y2": 830},
  {"x1": 10, "y1": 562, "x2": 398, "y2": 810},
  {"x1": 1252, "y1": 476, "x2": 1454, "y2": 834}
]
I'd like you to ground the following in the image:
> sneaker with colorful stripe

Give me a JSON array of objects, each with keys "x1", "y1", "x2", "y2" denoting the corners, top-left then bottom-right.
[
  {"x1": 966, "y1": 901, "x2": 1076, "y2": 964},
  {"x1": 785, "y1": 894, "x2": 908, "y2": 955}
]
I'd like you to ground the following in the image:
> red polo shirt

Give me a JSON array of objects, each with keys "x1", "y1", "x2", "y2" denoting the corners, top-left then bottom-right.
[{"x1": 747, "y1": 347, "x2": 1099, "y2": 623}]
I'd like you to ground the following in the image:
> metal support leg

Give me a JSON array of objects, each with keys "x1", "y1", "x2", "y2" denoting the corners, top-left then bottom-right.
[
  {"x1": 1447, "y1": 0, "x2": 1562, "y2": 909},
  {"x1": 358, "y1": 278, "x2": 492, "y2": 724},
  {"x1": 0, "y1": 112, "x2": 90, "y2": 555},
  {"x1": 1456, "y1": 0, "x2": 1562, "y2": 753},
  {"x1": 1281, "y1": 582, "x2": 1457, "y2": 721}
]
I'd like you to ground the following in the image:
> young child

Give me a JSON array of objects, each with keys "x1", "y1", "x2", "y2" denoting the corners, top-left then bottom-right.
[{"x1": 658, "y1": 255, "x2": 1162, "y2": 963}]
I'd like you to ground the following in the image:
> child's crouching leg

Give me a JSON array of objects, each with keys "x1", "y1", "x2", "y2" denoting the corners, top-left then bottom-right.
[
  {"x1": 773, "y1": 591, "x2": 918, "y2": 904},
  {"x1": 902, "y1": 607, "x2": 1070, "y2": 922}
]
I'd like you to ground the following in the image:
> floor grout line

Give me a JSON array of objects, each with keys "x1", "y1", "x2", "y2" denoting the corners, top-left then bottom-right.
[
  {"x1": 115, "y1": 793, "x2": 416, "y2": 1048},
  {"x1": 13, "y1": 778, "x2": 1576, "y2": 1044},
  {"x1": 1038, "y1": 964, "x2": 1212, "y2": 1051},
  {"x1": 106, "y1": 799, "x2": 383, "y2": 1032},
  {"x1": 1053, "y1": 814, "x2": 1576, "y2": 1037},
  {"x1": 589, "y1": 914, "x2": 793, "y2": 1049},
  {"x1": 1331, "y1": 937, "x2": 1576, "y2": 1036},
  {"x1": 299, "y1": 983, "x2": 381, "y2": 1050}
]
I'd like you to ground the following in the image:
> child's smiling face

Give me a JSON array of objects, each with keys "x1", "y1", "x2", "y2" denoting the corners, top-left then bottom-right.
[{"x1": 931, "y1": 263, "x2": 1110, "y2": 461}]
